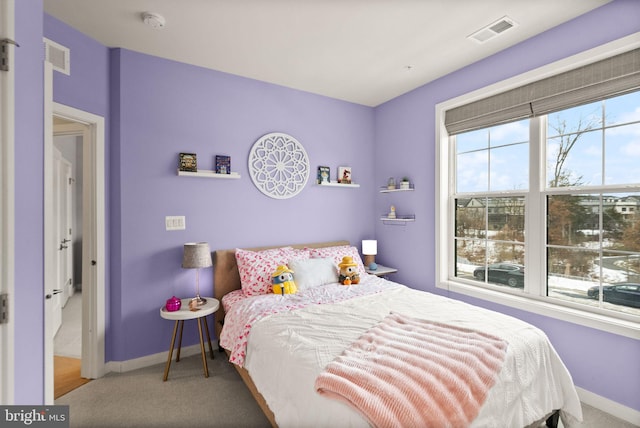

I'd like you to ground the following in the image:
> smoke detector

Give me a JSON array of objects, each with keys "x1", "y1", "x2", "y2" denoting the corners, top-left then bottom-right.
[
  {"x1": 468, "y1": 16, "x2": 517, "y2": 43},
  {"x1": 141, "y1": 12, "x2": 166, "y2": 30}
]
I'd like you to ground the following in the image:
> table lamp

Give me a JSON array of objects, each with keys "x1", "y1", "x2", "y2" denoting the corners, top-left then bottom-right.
[
  {"x1": 362, "y1": 240, "x2": 377, "y2": 271},
  {"x1": 182, "y1": 242, "x2": 212, "y2": 306}
]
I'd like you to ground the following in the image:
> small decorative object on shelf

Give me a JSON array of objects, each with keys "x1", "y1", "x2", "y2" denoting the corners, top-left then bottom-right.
[
  {"x1": 388, "y1": 205, "x2": 397, "y2": 219},
  {"x1": 165, "y1": 296, "x2": 181, "y2": 312},
  {"x1": 401, "y1": 177, "x2": 410, "y2": 190},
  {"x1": 387, "y1": 177, "x2": 396, "y2": 190},
  {"x1": 338, "y1": 166, "x2": 352, "y2": 184},
  {"x1": 179, "y1": 153, "x2": 197, "y2": 172},
  {"x1": 215, "y1": 155, "x2": 231, "y2": 174},
  {"x1": 317, "y1": 166, "x2": 330, "y2": 184}
]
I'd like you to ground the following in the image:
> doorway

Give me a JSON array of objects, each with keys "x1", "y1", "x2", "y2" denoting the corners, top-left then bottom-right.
[
  {"x1": 52, "y1": 129, "x2": 86, "y2": 398},
  {"x1": 44, "y1": 71, "x2": 106, "y2": 403}
]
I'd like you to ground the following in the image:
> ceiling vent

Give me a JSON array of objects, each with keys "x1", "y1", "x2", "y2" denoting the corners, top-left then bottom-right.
[
  {"x1": 468, "y1": 16, "x2": 517, "y2": 44},
  {"x1": 44, "y1": 38, "x2": 70, "y2": 75}
]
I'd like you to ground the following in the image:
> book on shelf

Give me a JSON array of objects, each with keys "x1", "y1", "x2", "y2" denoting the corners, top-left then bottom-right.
[
  {"x1": 338, "y1": 166, "x2": 352, "y2": 184},
  {"x1": 317, "y1": 166, "x2": 330, "y2": 184},
  {"x1": 179, "y1": 153, "x2": 197, "y2": 172},
  {"x1": 215, "y1": 155, "x2": 231, "y2": 174}
]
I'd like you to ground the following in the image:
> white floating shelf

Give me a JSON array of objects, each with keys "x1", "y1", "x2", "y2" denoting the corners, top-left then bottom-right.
[
  {"x1": 317, "y1": 182, "x2": 360, "y2": 188},
  {"x1": 380, "y1": 215, "x2": 415, "y2": 223},
  {"x1": 380, "y1": 187, "x2": 414, "y2": 193},
  {"x1": 177, "y1": 169, "x2": 241, "y2": 179}
]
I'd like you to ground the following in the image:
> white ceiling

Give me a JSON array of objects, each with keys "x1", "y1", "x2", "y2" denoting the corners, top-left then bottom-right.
[{"x1": 43, "y1": 0, "x2": 611, "y2": 107}]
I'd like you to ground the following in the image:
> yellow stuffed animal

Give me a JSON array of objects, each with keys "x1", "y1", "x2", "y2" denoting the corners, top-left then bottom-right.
[
  {"x1": 272, "y1": 265, "x2": 297, "y2": 295},
  {"x1": 338, "y1": 256, "x2": 360, "y2": 285}
]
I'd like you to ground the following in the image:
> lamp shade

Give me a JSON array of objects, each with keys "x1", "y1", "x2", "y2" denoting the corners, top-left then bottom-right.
[
  {"x1": 362, "y1": 240, "x2": 377, "y2": 256},
  {"x1": 182, "y1": 242, "x2": 212, "y2": 269}
]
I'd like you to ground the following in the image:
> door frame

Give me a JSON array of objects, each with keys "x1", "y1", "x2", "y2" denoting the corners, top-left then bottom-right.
[
  {"x1": 44, "y1": 69, "x2": 106, "y2": 402},
  {"x1": 0, "y1": 0, "x2": 15, "y2": 405}
]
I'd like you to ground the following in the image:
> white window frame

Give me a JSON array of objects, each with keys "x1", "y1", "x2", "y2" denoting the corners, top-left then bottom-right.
[{"x1": 436, "y1": 33, "x2": 640, "y2": 340}]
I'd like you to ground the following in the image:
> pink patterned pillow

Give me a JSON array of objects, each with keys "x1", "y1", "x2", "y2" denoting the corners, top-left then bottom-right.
[
  {"x1": 291, "y1": 248, "x2": 311, "y2": 261},
  {"x1": 307, "y1": 245, "x2": 367, "y2": 278},
  {"x1": 221, "y1": 289, "x2": 246, "y2": 313},
  {"x1": 236, "y1": 247, "x2": 306, "y2": 296}
]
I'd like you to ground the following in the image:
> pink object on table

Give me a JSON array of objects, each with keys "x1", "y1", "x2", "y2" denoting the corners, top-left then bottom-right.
[{"x1": 165, "y1": 296, "x2": 181, "y2": 312}]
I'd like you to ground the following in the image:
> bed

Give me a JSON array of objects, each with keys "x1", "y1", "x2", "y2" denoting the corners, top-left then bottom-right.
[{"x1": 214, "y1": 241, "x2": 583, "y2": 428}]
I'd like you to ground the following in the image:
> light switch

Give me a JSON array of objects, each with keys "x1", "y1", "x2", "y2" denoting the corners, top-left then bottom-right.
[{"x1": 165, "y1": 216, "x2": 186, "y2": 231}]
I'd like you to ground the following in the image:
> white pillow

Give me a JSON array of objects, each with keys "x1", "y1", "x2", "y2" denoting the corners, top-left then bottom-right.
[{"x1": 289, "y1": 258, "x2": 339, "y2": 291}]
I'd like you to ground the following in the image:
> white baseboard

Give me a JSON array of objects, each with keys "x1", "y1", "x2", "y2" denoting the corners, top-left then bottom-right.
[
  {"x1": 105, "y1": 344, "x2": 202, "y2": 373},
  {"x1": 577, "y1": 387, "x2": 640, "y2": 426}
]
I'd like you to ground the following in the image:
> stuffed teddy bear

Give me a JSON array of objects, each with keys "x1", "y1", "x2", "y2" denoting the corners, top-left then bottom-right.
[
  {"x1": 272, "y1": 265, "x2": 297, "y2": 295},
  {"x1": 338, "y1": 256, "x2": 360, "y2": 285}
]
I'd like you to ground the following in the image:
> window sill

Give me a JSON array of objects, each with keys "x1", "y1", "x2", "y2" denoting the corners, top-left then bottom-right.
[{"x1": 438, "y1": 279, "x2": 640, "y2": 340}]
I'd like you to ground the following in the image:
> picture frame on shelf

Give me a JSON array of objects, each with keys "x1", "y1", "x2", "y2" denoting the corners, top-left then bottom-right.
[
  {"x1": 317, "y1": 166, "x2": 330, "y2": 184},
  {"x1": 338, "y1": 166, "x2": 352, "y2": 184},
  {"x1": 215, "y1": 155, "x2": 231, "y2": 174},
  {"x1": 179, "y1": 153, "x2": 197, "y2": 172}
]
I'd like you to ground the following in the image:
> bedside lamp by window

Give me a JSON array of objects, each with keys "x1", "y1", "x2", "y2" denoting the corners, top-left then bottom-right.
[
  {"x1": 362, "y1": 240, "x2": 377, "y2": 271},
  {"x1": 182, "y1": 242, "x2": 212, "y2": 306}
]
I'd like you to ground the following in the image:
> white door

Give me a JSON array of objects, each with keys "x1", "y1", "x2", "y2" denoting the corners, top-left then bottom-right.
[
  {"x1": 51, "y1": 149, "x2": 63, "y2": 334},
  {"x1": 56, "y1": 148, "x2": 74, "y2": 306},
  {"x1": 54, "y1": 148, "x2": 74, "y2": 310},
  {"x1": 0, "y1": 0, "x2": 16, "y2": 405},
  {"x1": 44, "y1": 61, "x2": 55, "y2": 404},
  {"x1": 63, "y1": 159, "x2": 74, "y2": 304}
]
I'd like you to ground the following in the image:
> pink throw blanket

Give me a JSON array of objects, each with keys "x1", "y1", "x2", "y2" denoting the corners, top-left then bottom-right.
[{"x1": 315, "y1": 313, "x2": 508, "y2": 428}]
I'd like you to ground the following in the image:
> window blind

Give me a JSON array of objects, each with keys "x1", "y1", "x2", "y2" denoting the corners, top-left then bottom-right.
[{"x1": 445, "y1": 47, "x2": 640, "y2": 135}]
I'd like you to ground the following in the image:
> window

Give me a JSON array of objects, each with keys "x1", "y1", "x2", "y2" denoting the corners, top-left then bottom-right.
[
  {"x1": 437, "y1": 40, "x2": 640, "y2": 336},
  {"x1": 454, "y1": 121, "x2": 528, "y2": 291}
]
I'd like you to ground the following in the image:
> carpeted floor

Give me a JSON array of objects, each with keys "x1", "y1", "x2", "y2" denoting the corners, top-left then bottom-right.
[
  {"x1": 55, "y1": 352, "x2": 638, "y2": 428},
  {"x1": 55, "y1": 352, "x2": 270, "y2": 428}
]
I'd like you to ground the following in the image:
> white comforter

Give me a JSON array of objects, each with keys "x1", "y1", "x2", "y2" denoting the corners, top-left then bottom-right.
[{"x1": 230, "y1": 277, "x2": 583, "y2": 427}]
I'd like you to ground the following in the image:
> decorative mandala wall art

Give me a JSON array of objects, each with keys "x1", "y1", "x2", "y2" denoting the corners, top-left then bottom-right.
[{"x1": 248, "y1": 132, "x2": 310, "y2": 199}]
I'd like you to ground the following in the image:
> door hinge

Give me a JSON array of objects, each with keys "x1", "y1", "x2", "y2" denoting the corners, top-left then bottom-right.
[
  {"x1": 0, "y1": 293, "x2": 8, "y2": 324},
  {"x1": 1, "y1": 39, "x2": 20, "y2": 72}
]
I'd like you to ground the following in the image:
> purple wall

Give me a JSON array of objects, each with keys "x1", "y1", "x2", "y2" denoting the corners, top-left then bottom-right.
[
  {"x1": 374, "y1": 0, "x2": 640, "y2": 412},
  {"x1": 44, "y1": 15, "x2": 109, "y2": 118},
  {"x1": 14, "y1": 0, "x2": 44, "y2": 404},
  {"x1": 109, "y1": 49, "x2": 375, "y2": 360}
]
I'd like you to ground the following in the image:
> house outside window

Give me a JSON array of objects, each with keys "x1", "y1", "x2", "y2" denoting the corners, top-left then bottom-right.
[{"x1": 436, "y1": 40, "x2": 640, "y2": 335}]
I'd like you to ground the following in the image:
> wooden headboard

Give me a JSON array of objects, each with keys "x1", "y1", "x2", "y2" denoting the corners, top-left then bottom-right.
[{"x1": 212, "y1": 240, "x2": 349, "y2": 339}]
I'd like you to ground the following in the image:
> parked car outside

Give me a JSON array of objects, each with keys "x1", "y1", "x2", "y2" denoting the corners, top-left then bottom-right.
[
  {"x1": 587, "y1": 283, "x2": 640, "y2": 308},
  {"x1": 473, "y1": 263, "x2": 524, "y2": 288}
]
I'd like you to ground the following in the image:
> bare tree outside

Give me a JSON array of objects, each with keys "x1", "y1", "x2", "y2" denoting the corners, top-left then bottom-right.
[{"x1": 547, "y1": 113, "x2": 600, "y2": 188}]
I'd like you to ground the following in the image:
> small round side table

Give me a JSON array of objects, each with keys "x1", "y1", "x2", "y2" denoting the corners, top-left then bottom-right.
[{"x1": 160, "y1": 297, "x2": 219, "y2": 381}]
